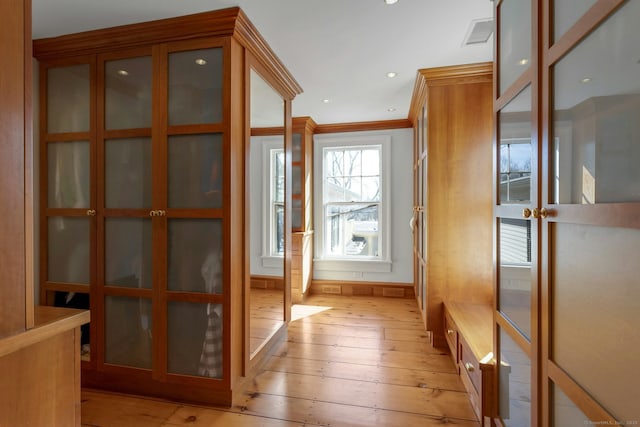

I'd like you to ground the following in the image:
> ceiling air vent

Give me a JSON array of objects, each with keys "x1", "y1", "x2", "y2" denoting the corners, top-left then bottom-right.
[{"x1": 463, "y1": 18, "x2": 494, "y2": 46}]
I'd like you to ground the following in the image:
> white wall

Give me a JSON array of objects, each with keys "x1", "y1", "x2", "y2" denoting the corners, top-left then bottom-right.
[{"x1": 312, "y1": 128, "x2": 414, "y2": 284}]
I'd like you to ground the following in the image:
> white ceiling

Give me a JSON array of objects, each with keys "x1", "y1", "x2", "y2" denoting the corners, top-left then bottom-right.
[{"x1": 32, "y1": 0, "x2": 495, "y2": 125}]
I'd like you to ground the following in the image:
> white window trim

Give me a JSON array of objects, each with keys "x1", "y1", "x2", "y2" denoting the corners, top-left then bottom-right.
[
  {"x1": 314, "y1": 134, "x2": 392, "y2": 273},
  {"x1": 259, "y1": 136, "x2": 284, "y2": 267}
]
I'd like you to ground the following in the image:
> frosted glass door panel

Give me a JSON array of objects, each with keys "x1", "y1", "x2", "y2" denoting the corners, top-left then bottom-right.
[
  {"x1": 105, "y1": 296, "x2": 152, "y2": 369},
  {"x1": 291, "y1": 198, "x2": 302, "y2": 230},
  {"x1": 499, "y1": 218, "x2": 532, "y2": 339},
  {"x1": 168, "y1": 219, "x2": 223, "y2": 293},
  {"x1": 105, "y1": 137, "x2": 152, "y2": 209},
  {"x1": 498, "y1": 0, "x2": 531, "y2": 95},
  {"x1": 553, "y1": 0, "x2": 598, "y2": 43},
  {"x1": 292, "y1": 133, "x2": 302, "y2": 162},
  {"x1": 168, "y1": 134, "x2": 223, "y2": 209},
  {"x1": 105, "y1": 56, "x2": 152, "y2": 129},
  {"x1": 499, "y1": 328, "x2": 531, "y2": 427},
  {"x1": 168, "y1": 301, "x2": 223, "y2": 378},
  {"x1": 292, "y1": 165, "x2": 302, "y2": 195},
  {"x1": 47, "y1": 141, "x2": 90, "y2": 208},
  {"x1": 47, "y1": 64, "x2": 90, "y2": 133},
  {"x1": 552, "y1": 382, "x2": 589, "y2": 427},
  {"x1": 552, "y1": 223, "x2": 640, "y2": 422},
  {"x1": 47, "y1": 217, "x2": 90, "y2": 284},
  {"x1": 552, "y1": 2, "x2": 640, "y2": 204},
  {"x1": 105, "y1": 218, "x2": 152, "y2": 288},
  {"x1": 168, "y1": 48, "x2": 223, "y2": 125},
  {"x1": 499, "y1": 86, "x2": 532, "y2": 205}
]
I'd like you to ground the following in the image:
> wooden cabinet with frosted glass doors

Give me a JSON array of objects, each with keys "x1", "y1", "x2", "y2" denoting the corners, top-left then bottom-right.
[
  {"x1": 493, "y1": 1, "x2": 639, "y2": 425},
  {"x1": 34, "y1": 7, "x2": 301, "y2": 406}
]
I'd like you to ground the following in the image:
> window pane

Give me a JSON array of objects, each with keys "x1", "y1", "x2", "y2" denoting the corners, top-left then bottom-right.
[
  {"x1": 168, "y1": 134, "x2": 223, "y2": 209},
  {"x1": 105, "y1": 296, "x2": 152, "y2": 369},
  {"x1": 325, "y1": 177, "x2": 345, "y2": 202},
  {"x1": 345, "y1": 150, "x2": 362, "y2": 176},
  {"x1": 499, "y1": 328, "x2": 531, "y2": 427},
  {"x1": 553, "y1": 0, "x2": 598, "y2": 43},
  {"x1": 105, "y1": 56, "x2": 152, "y2": 130},
  {"x1": 274, "y1": 204, "x2": 284, "y2": 255},
  {"x1": 362, "y1": 149, "x2": 380, "y2": 176},
  {"x1": 48, "y1": 141, "x2": 90, "y2": 209},
  {"x1": 105, "y1": 218, "x2": 152, "y2": 288},
  {"x1": 273, "y1": 150, "x2": 284, "y2": 203},
  {"x1": 168, "y1": 219, "x2": 223, "y2": 294},
  {"x1": 105, "y1": 137, "x2": 152, "y2": 209},
  {"x1": 47, "y1": 64, "x2": 90, "y2": 133},
  {"x1": 325, "y1": 203, "x2": 379, "y2": 257},
  {"x1": 498, "y1": 0, "x2": 531, "y2": 94},
  {"x1": 499, "y1": 86, "x2": 532, "y2": 204},
  {"x1": 48, "y1": 217, "x2": 90, "y2": 284},
  {"x1": 362, "y1": 177, "x2": 380, "y2": 201},
  {"x1": 168, "y1": 48, "x2": 223, "y2": 126},
  {"x1": 552, "y1": 2, "x2": 640, "y2": 204},
  {"x1": 499, "y1": 218, "x2": 531, "y2": 339},
  {"x1": 168, "y1": 301, "x2": 223, "y2": 378},
  {"x1": 551, "y1": 382, "x2": 589, "y2": 427}
]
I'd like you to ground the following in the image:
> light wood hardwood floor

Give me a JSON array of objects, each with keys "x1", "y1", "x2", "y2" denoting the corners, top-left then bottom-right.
[{"x1": 81, "y1": 294, "x2": 480, "y2": 426}]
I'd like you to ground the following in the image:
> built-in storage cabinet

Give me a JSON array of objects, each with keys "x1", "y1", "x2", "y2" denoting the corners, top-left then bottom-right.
[
  {"x1": 35, "y1": 8, "x2": 300, "y2": 406},
  {"x1": 494, "y1": 1, "x2": 639, "y2": 425},
  {"x1": 291, "y1": 117, "x2": 315, "y2": 302},
  {"x1": 409, "y1": 64, "x2": 494, "y2": 347}
]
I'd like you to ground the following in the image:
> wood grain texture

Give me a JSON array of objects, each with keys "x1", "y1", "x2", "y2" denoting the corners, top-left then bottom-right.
[
  {"x1": 314, "y1": 119, "x2": 412, "y2": 134},
  {"x1": 0, "y1": 0, "x2": 27, "y2": 337},
  {"x1": 81, "y1": 294, "x2": 481, "y2": 426}
]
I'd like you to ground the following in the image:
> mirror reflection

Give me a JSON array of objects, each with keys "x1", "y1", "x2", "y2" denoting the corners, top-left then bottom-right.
[{"x1": 249, "y1": 69, "x2": 285, "y2": 358}]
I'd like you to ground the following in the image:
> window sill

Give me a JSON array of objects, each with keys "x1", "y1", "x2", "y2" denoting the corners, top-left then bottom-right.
[{"x1": 313, "y1": 258, "x2": 392, "y2": 273}]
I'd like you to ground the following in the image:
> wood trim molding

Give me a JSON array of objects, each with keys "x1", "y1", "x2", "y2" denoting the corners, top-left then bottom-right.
[
  {"x1": 310, "y1": 280, "x2": 415, "y2": 299},
  {"x1": 408, "y1": 62, "x2": 493, "y2": 122},
  {"x1": 314, "y1": 119, "x2": 412, "y2": 134}
]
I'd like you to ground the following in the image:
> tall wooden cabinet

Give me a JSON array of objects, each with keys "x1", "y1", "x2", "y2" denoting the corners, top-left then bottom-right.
[
  {"x1": 409, "y1": 63, "x2": 494, "y2": 347},
  {"x1": 34, "y1": 8, "x2": 301, "y2": 406},
  {"x1": 494, "y1": 1, "x2": 639, "y2": 425},
  {"x1": 291, "y1": 117, "x2": 316, "y2": 302}
]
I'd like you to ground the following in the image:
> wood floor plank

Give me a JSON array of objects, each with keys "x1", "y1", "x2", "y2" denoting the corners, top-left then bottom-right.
[
  {"x1": 263, "y1": 355, "x2": 466, "y2": 392},
  {"x1": 233, "y1": 392, "x2": 480, "y2": 427},
  {"x1": 81, "y1": 390, "x2": 179, "y2": 426},
  {"x1": 287, "y1": 321, "x2": 384, "y2": 339},
  {"x1": 248, "y1": 370, "x2": 477, "y2": 420},
  {"x1": 163, "y1": 406, "x2": 313, "y2": 426},
  {"x1": 292, "y1": 314, "x2": 425, "y2": 330}
]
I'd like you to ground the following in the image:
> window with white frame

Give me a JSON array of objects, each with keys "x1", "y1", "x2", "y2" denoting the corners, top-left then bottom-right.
[
  {"x1": 270, "y1": 148, "x2": 285, "y2": 256},
  {"x1": 322, "y1": 145, "x2": 382, "y2": 259}
]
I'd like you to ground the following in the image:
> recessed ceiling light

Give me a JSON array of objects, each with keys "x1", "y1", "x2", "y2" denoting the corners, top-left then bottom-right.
[
  {"x1": 518, "y1": 58, "x2": 529, "y2": 66},
  {"x1": 117, "y1": 69, "x2": 129, "y2": 76},
  {"x1": 581, "y1": 77, "x2": 592, "y2": 83},
  {"x1": 322, "y1": 99, "x2": 330, "y2": 104},
  {"x1": 384, "y1": 0, "x2": 398, "y2": 4},
  {"x1": 386, "y1": 72, "x2": 397, "y2": 78},
  {"x1": 195, "y1": 58, "x2": 207, "y2": 65},
  {"x1": 387, "y1": 107, "x2": 397, "y2": 112}
]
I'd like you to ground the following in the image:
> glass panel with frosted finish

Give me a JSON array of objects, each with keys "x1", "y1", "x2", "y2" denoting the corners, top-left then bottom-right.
[
  {"x1": 552, "y1": 223, "x2": 640, "y2": 422},
  {"x1": 47, "y1": 64, "x2": 90, "y2": 133},
  {"x1": 168, "y1": 219, "x2": 223, "y2": 293},
  {"x1": 499, "y1": 85, "x2": 532, "y2": 204},
  {"x1": 105, "y1": 138, "x2": 152, "y2": 209},
  {"x1": 292, "y1": 165, "x2": 302, "y2": 196},
  {"x1": 168, "y1": 133, "x2": 223, "y2": 209},
  {"x1": 168, "y1": 301, "x2": 223, "y2": 378},
  {"x1": 498, "y1": 0, "x2": 531, "y2": 94},
  {"x1": 553, "y1": 0, "x2": 598, "y2": 43},
  {"x1": 499, "y1": 218, "x2": 531, "y2": 339},
  {"x1": 169, "y1": 133, "x2": 223, "y2": 209},
  {"x1": 47, "y1": 141, "x2": 90, "y2": 209},
  {"x1": 168, "y1": 48, "x2": 223, "y2": 126},
  {"x1": 499, "y1": 328, "x2": 531, "y2": 427},
  {"x1": 105, "y1": 296, "x2": 152, "y2": 369},
  {"x1": 292, "y1": 198, "x2": 302, "y2": 230},
  {"x1": 292, "y1": 133, "x2": 302, "y2": 162},
  {"x1": 105, "y1": 218, "x2": 152, "y2": 288},
  {"x1": 48, "y1": 217, "x2": 90, "y2": 284},
  {"x1": 105, "y1": 56, "x2": 152, "y2": 129},
  {"x1": 552, "y1": 2, "x2": 640, "y2": 204},
  {"x1": 551, "y1": 382, "x2": 589, "y2": 426}
]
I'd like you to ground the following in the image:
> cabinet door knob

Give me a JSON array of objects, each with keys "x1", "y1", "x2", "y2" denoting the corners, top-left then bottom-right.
[
  {"x1": 532, "y1": 208, "x2": 541, "y2": 219},
  {"x1": 465, "y1": 362, "x2": 475, "y2": 372},
  {"x1": 447, "y1": 329, "x2": 455, "y2": 335},
  {"x1": 522, "y1": 208, "x2": 532, "y2": 219},
  {"x1": 149, "y1": 210, "x2": 157, "y2": 217},
  {"x1": 540, "y1": 207, "x2": 549, "y2": 218},
  {"x1": 86, "y1": 209, "x2": 96, "y2": 216}
]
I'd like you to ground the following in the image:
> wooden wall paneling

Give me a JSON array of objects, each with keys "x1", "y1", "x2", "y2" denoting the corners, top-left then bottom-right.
[{"x1": 0, "y1": 0, "x2": 27, "y2": 337}]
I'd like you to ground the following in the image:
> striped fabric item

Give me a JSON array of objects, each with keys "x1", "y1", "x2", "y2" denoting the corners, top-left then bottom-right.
[{"x1": 197, "y1": 305, "x2": 223, "y2": 378}]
